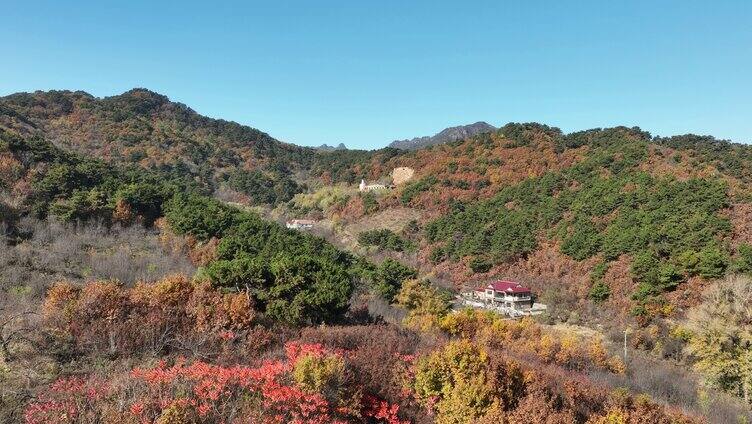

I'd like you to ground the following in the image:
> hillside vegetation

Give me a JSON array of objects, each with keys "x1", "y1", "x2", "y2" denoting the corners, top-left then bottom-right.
[
  {"x1": 2, "y1": 89, "x2": 752, "y2": 422},
  {"x1": 1, "y1": 89, "x2": 357, "y2": 205},
  {"x1": 315, "y1": 124, "x2": 752, "y2": 320}
]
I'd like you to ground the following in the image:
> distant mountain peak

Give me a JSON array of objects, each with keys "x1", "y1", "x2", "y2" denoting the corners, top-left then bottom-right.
[
  {"x1": 388, "y1": 121, "x2": 496, "y2": 150},
  {"x1": 316, "y1": 142, "x2": 348, "y2": 151}
]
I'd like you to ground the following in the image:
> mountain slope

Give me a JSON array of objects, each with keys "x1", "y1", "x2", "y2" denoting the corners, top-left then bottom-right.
[
  {"x1": 0, "y1": 89, "x2": 316, "y2": 203},
  {"x1": 4, "y1": 88, "x2": 752, "y2": 324},
  {"x1": 388, "y1": 121, "x2": 496, "y2": 150},
  {"x1": 294, "y1": 123, "x2": 752, "y2": 324},
  {"x1": 2, "y1": 93, "x2": 752, "y2": 420}
]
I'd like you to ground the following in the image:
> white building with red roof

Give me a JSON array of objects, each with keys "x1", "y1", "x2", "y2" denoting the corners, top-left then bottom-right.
[{"x1": 471, "y1": 280, "x2": 534, "y2": 312}]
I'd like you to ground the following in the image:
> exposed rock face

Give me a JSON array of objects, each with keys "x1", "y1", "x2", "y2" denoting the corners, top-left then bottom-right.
[
  {"x1": 315, "y1": 143, "x2": 348, "y2": 151},
  {"x1": 388, "y1": 121, "x2": 496, "y2": 150},
  {"x1": 391, "y1": 167, "x2": 415, "y2": 185}
]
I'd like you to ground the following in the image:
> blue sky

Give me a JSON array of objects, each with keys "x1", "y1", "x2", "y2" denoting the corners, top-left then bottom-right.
[{"x1": 1, "y1": 1, "x2": 750, "y2": 149}]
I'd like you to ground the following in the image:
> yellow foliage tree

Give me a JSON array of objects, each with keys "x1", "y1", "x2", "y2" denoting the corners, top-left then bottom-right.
[
  {"x1": 440, "y1": 307, "x2": 498, "y2": 339},
  {"x1": 413, "y1": 339, "x2": 496, "y2": 423},
  {"x1": 292, "y1": 353, "x2": 346, "y2": 398},
  {"x1": 395, "y1": 279, "x2": 450, "y2": 331},
  {"x1": 587, "y1": 409, "x2": 628, "y2": 424},
  {"x1": 686, "y1": 275, "x2": 752, "y2": 403}
]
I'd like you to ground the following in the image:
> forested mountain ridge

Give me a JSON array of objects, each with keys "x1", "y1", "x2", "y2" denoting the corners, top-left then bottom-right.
[
  {"x1": 0, "y1": 89, "x2": 317, "y2": 204},
  {"x1": 0, "y1": 88, "x2": 309, "y2": 166},
  {"x1": 295, "y1": 123, "x2": 752, "y2": 323}
]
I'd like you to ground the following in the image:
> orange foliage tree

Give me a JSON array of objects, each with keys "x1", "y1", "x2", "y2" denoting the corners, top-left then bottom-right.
[{"x1": 42, "y1": 275, "x2": 256, "y2": 357}]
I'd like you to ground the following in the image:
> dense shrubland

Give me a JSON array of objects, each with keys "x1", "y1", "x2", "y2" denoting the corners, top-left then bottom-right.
[
  {"x1": 13, "y1": 276, "x2": 721, "y2": 423},
  {"x1": 1, "y1": 127, "x2": 194, "y2": 225},
  {"x1": 41, "y1": 275, "x2": 258, "y2": 359},
  {"x1": 358, "y1": 228, "x2": 415, "y2": 252},
  {"x1": 21, "y1": 275, "x2": 409, "y2": 423},
  {"x1": 225, "y1": 169, "x2": 302, "y2": 204},
  {"x1": 13, "y1": 258, "x2": 741, "y2": 423}
]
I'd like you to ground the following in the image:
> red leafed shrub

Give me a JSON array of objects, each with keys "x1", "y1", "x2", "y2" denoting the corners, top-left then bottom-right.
[
  {"x1": 24, "y1": 342, "x2": 409, "y2": 424},
  {"x1": 23, "y1": 377, "x2": 110, "y2": 424}
]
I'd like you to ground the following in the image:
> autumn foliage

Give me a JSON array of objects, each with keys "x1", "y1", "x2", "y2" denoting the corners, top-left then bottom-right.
[
  {"x1": 24, "y1": 285, "x2": 709, "y2": 423},
  {"x1": 24, "y1": 342, "x2": 407, "y2": 424},
  {"x1": 42, "y1": 275, "x2": 258, "y2": 357},
  {"x1": 6, "y1": 91, "x2": 750, "y2": 422},
  {"x1": 440, "y1": 310, "x2": 625, "y2": 373},
  {"x1": 407, "y1": 311, "x2": 697, "y2": 423}
]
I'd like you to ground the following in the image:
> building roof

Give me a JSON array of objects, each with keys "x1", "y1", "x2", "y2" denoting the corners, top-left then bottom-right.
[
  {"x1": 287, "y1": 219, "x2": 316, "y2": 225},
  {"x1": 486, "y1": 280, "x2": 531, "y2": 294}
]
